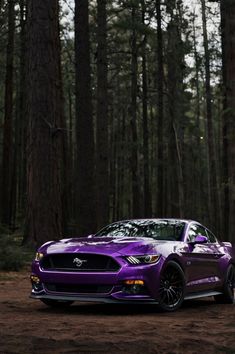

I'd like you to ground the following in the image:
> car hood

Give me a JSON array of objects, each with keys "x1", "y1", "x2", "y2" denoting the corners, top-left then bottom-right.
[{"x1": 39, "y1": 236, "x2": 177, "y2": 257}]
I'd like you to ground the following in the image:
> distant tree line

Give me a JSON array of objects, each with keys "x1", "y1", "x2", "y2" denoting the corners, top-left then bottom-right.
[{"x1": 0, "y1": 0, "x2": 234, "y2": 246}]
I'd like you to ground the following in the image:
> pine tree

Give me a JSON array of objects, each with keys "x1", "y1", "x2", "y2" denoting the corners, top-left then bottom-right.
[
  {"x1": 24, "y1": 0, "x2": 64, "y2": 246},
  {"x1": 75, "y1": 0, "x2": 96, "y2": 234},
  {"x1": 222, "y1": 0, "x2": 235, "y2": 241},
  {"x1": 0, "y1": 0, "x2": 15, "y2": 227},
  {"x1": 96, "y1": 0, "x2": 109, "y2": 229}
]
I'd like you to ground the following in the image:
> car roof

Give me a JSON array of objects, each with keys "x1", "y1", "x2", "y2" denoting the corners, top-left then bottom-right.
[{"x1": 112, "y1": 218, "x2": 199, "y2": 224}]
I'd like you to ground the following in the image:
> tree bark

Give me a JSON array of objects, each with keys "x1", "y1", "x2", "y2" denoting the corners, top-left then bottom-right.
[
  {"x1": 166, "y1": 5, "x2": 185, "y2": 218},
  {"x1": 222, "y1": 0, "x2": 235, "y2": 242},
  {"x1": 17, "y1": 0, "x2": 27, "y2": 217},
  {"x1": 156, "y1": 0, "x2": 164, "y2": 217},
  {"x1": 96, "y1": 0, "x2": 109, "y2": 229},
  {"x1": 220, "y1": 0, "x2": 229, "y2": 238},
  {"x1": 24, "y1": 0, "x2": 64, "y2": 247},
  {"x1": 75, "y1": 0, "x2": 96, "y2": 234},
  {"x1": 192, "y1": 13, "x2": 204, "y2": 221},
  {"x1": 201, "y1": 0, "x2": 220, "y2": 231},
  {"x1": 130, "y1": 4, "x2": 140, "y2": 218},
  {"x1": 0, "y1": 0, "x2": 15, "y2": 227},
  {"x1": 141, "y1": 0, "x2": 151, "y2": 217}
]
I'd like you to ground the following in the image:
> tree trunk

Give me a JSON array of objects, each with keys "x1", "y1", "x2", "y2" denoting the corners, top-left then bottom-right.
[
  {"x1": 141, "y1": 0, "x2": 151, "y2": 217},
  {"x1": 130, "y1": 4, "x2": 140, "y2": 218},
  {"x1": 24, "y1": 0, "x2": 64, "y2": 247},
  {"x1": 17, "y1": 0, "x2": 27, "y2": 218},
  {"x1": 67, "y1": 86, "x2": 74, "y2": 222},
  {"x1": 0, "y1": 0, "x2": 15, "y2": 227},
  {"x1": 192, "y1": 13, "x2": 204, "y2": 221},
  {"x1": 156, "y1": 0, "x2": 164, "y2": 217},
  {"x1": 166, "y1": 6, "x2": 185, "y2": 218},
  {"x1": 109, "y1": 95, "x2": 117, "y2": 221},
  {"x1": 201, "y1": 0, "x2": 220, "y2": 232},
  {"x1": 58, "y1": 42, "x2": 68, "y2": 237},
  {"x1": 75, "y1": 0, "x2": 96, "y2": 234},
  {"x1": 220, "y1": 0, "x2": 229, "y2": 238},
  {"x1": 96, "y1": 0, "x2": 109, "y2": 229},
  {"x1": 222, "y1": 0, "x2": 235, "y2": 242}
]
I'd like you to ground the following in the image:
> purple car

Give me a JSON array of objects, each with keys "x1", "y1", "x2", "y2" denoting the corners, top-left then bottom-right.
[{"x1": 30, "y1": 219, "x2": 235, "y2": 311}]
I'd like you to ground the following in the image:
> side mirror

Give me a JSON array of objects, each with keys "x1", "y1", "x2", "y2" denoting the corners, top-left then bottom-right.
[{"x1": 193, "y1": 234, "x2": 208, "y2": 244}]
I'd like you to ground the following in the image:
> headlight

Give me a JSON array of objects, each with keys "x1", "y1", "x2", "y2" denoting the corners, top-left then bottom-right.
[
  {"x1": 126, "y1": 254, "x2": 160, "y2": 265},
  {"x1": 35, "y1": 252, "x2": 44, "y2": 261}
]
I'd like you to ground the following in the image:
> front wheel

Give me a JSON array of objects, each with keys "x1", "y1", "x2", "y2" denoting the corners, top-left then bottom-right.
[
  {"x1": 214, "y1": 264, "x2": 235, "y2": 304},
  {"x1": 158, "y1": 261, "x2": 185, "y2": 312},
  {"x1": 40, "y1": 298, "x2": 74, "y2": 308}
]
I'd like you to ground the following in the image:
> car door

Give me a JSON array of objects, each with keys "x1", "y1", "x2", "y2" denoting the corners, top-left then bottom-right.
[{"x1": 183, "y1": 223, "x2": 223, "y2": 292}]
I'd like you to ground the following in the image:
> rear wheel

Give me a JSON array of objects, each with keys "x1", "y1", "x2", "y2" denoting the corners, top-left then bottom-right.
[
  {"x1": 40, "y1": 298, "x2": 74, "y2": 308},
  {"x1": 214, "y1": 264, "x2": 235, "y2": 304},
  {"x1": 158, "y1": 261, "x2": 185, "y2": 312}
]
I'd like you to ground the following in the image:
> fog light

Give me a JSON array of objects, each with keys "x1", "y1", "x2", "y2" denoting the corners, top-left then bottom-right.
[
  {"x1": 30, "y1": 275, "x2": 40, "y2": 284},
  {"x1": 122, "y1": 280, "x2": 147, "y2": 295},
  {"x1": 30, "y1": 275, "x2": 43, "y2": 291},
  {"x1": 124, "y1": 280, "x2": 144, "y2": 285}
]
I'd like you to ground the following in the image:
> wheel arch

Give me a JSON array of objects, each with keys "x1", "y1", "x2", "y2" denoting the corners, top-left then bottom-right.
[
  {"x1": 157, "y1": 257, "x2": 186, "y2": 311},
  {"x1": 162, "y1": 255, "x2": 186, "y2": 274}
]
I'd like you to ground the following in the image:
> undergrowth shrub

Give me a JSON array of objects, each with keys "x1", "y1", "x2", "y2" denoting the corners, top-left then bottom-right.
[{"x1": 0, "y1": 232, "x2": 33, "y2": 271}]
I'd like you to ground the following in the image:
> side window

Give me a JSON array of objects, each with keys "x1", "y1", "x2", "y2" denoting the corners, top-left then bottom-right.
[
  {"x1": 187, "y1": 224, "x2": 207, "y2": 242},
  {"x1": 206, "y1": 229, "x2": 217, "y2": 243}
]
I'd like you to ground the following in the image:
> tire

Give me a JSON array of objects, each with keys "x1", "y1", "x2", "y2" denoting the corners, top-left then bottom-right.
[
  {"x1": 40, "y1": 298, "x2": 74, "y2": 308},
  {"x1": 158, "y1": 261, "x2": 185, "y2": 312},
  {"x1": 214, "y1": 264, "x2": 235, "y2": 304}
]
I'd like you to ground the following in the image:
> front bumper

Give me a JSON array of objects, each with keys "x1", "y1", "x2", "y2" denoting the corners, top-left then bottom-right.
[
  {"x1": 30, "y1": 293, "x2": 158, "y2": 304},
  {"x1": 30, "y1": 256, "x2": 163, "y2": 304}
]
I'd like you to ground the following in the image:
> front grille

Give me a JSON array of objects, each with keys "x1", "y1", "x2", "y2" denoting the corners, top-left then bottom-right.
[
  {"x1": 45, "y1": 283, "x2": 113, "y2": 294},
  {"x1": 40, "y1": 253, "x2": 120, "y2": 272}
]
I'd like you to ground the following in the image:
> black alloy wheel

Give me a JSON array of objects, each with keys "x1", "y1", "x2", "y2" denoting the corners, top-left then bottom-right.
[
  {"x1": 214, "y1": 264, "x2": 235, "y2": 304},
  {"x1": 158, "y1": 261, "x2": 185, "y2": 312}
]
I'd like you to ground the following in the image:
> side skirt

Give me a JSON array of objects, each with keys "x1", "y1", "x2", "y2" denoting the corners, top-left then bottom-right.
[{"x1": 185, "y1": 290, "x2": 223, "y2": 301}]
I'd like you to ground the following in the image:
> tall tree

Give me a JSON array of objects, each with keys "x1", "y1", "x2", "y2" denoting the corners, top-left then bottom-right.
[
  {"x1": 141, "y1": 0, "x2": 152, "y2": 217},
  {"x1": 222, "y1": 0, "x2": 235, "y2": 241},
  {"x1": 166, "y1": 0, "x2": 185, "y2": 217},
  {"x1": 156, "y1": 0, "x2": 164, "y2": 217},
  {"x1": 0, "y1": 0, "x2": 15, "y2": 226},
  {"x1": 192, "y1": 12, "x2": 204, "y2": 219},
  {"x1": 24, "y1": 0, "x2": 64, "y2": 246},
  {"x1": 220, "y1": 0, "x2": 229, "y2": 238},
  {"x1": 75, "y1": 0, "x2": 96, "y2": 234},
  {"x1": 96, "y1": 0, "x2": 109, "y2": 229},
  {"x1": 201, "y1": 0, "x2": 220, "y2": 230},
  {"x1": 130, "y1": 2, "x2": 141, "y2": 217},
  {"x1": 16, "y1": 0, "x2": 27, "y2": 221}
]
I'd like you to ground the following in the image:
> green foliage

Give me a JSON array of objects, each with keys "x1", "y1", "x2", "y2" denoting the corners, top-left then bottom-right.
[{"x1": 0, "y1": 232, "x2": 34, "y2": 271}]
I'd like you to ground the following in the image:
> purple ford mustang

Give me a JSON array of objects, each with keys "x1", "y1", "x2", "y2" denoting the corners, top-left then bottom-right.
[{"x1": 30, "y1": 219, "x2": 235, "y2": 311}]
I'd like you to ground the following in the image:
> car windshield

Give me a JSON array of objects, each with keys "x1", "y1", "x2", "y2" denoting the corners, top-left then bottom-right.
[{"x1": 95, "y1": 220, "x2": 186, "y2": 241}]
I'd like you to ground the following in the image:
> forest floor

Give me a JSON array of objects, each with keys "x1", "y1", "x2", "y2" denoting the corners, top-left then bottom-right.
[{"x1": 0, "y1": 269, "x2": 235, "y2": 354}]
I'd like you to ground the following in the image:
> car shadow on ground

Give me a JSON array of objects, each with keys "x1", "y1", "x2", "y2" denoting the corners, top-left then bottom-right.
[{"x1": 37, "y1": 297, "x2": 217, "y2": 316}]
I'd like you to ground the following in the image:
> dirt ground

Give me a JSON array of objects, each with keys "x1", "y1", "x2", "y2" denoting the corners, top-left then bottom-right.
[{"x1": 0, "y1": 270, "x2": 235, "y2": 354}]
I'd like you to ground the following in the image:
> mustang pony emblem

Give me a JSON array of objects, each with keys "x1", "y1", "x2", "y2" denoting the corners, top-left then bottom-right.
[{"x1": 73, "y1": 257, "x2": 87, "y2": 267}]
